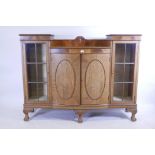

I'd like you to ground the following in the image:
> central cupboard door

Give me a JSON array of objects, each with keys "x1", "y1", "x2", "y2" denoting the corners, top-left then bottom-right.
[
  {"x1": 81, "y1": 49, "x2": 111, "y2": 105},
  {"x1": 51, "y1": 49, "x2": 111, "y2": 106},
  {"x1": 51, "y1": 49, "x2": 80, "y2": 106}
]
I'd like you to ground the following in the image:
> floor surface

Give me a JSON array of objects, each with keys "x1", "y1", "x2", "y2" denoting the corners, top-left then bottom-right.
[{"x1": 0, "y1": 100, "x2": 155, "y2": 129}]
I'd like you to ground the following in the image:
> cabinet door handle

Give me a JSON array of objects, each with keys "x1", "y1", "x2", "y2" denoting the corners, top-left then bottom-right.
[{"x1": 80, "y1": 50, "x2": 84, "y2": 54}]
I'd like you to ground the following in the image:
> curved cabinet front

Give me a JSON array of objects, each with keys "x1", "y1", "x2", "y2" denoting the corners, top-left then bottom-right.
[
  {"x1": 50, "y1": 49, "x2": 111, "y2": 106},
  {"x1": 81, "y1": 52, "x2": 110, "y2": 105},
  {"x1": 51, "y1": 53, "x2": 80, "y2": 106}
]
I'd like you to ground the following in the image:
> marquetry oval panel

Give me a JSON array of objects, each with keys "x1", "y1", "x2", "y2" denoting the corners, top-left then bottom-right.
[
  {"x1": 55, "y1": 60, "x2": 75, "y2": 100},
  {"x1": 85, "y1": 59, "x2": 106, "y2": 100}
]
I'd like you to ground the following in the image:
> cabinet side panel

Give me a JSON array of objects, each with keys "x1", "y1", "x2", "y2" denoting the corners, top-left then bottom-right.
[
  {"x1": 21, "y1": 43, "x2": 28, "y2": 103},
  {"x1": 133, "y1": 42, "x2": 140, "y2": 104}
]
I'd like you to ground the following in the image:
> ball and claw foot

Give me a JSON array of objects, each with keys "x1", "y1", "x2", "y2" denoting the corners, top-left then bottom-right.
[
  {"x1": 131, "y1": 113, "x2": 137, "y2": 122},
  {"x1": 77, "y1": 114, "x2": 83, "y2": 123},
  {"x1": 24, "y1": 112, "x2": 29, "y2": 121},
  {"x1": 75, "y1": 110, "x2": 84, "y2": 123},
  {"x1": 126, "y1": 108, "x2": 137, "y2": 122}
]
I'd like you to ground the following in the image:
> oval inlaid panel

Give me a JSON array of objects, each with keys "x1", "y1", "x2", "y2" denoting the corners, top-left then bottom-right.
[
  {"x1": 85, "y1": 59, "x2": 106, "y2": 100},
  {"x1": 55, "y1": 60, "x2": 75, "y2": 100}
]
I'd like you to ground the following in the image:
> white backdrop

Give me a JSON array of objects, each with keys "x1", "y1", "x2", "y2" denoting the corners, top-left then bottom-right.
[
  {"x1": 0, "y1": 26, "x2": 155, "y2": 108},
  {"x1": 0, "y1": 0, "x2": 155, "y2": 154}
]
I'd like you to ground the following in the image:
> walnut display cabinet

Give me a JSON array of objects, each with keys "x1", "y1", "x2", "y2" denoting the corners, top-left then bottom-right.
[{"x1": 20, "y1": 34, "x2": 141, "y2": 123}]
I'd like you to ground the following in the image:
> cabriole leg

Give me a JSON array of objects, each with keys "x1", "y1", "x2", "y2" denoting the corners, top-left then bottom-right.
[
  {"x1": 75, "y1": 110, "x2": 85, "y2": 123},
  {"x1": 127, "y1": 108, "x2": 137, "y2": 122},
  {"x1": 131, "y1": 111, "x2": 137, "y2": 122},
  {"x1": 23, "y1": 111, "x2": 29, "y2": 121},
  {"x1": 23, "y1": 108, "x2": 33, "y2": 121}
]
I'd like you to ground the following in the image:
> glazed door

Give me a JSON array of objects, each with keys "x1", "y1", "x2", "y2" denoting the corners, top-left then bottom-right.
[
  {"x1": 24, "y1": 42, "x2": 49, "y2": 103},
  {"x1": 112, "y1": 42, "x2": 137, "y2": 103},
  {"x1": 81, "y1": 49, "x2": 111, "y2": 105},
  {"x1": 51, "y1": 49, "x2": 80, "y2": 106}
]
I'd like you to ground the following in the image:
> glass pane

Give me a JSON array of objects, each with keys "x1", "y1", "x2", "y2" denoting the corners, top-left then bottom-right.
[
  {"x1": 123, "y1": 83, "x2": 133, "y2": 101},
  {"x1": 28, "y1": 83, "x2": 37, "y2": 100},
  {"x1": 38, "y1": 83, "x2": 47, "y2": 101},
  {"x1": 26, "y1": 44, "x2": 36, "y2": 62},
  {"x1": 114, "y1": 64, "x2": 124, "y2": 82},
  {"x1": 113, "y1": 83, "x2": 123, "y2": 101},
  {"x1": 115, "y1": 44, "x2": 125, "y2": 63},
  {"x1": 125, "y1": 44, "x2": 136, "y2": 63},
  {"x1": 124, "y1": 64, "x2": 134, "y2": 82},
  {"x1": 113, "y1": 43, "x2": 135, "y2": 102},
  {"x1": 37, "y1": 64, "x2": 47, "y2": 82},
  {"x1": 36, "y1": 44, "x2": 46, "y2": 62},
  {"x1": 27, "y1": 64, "x2": 37, "y2": 82}
]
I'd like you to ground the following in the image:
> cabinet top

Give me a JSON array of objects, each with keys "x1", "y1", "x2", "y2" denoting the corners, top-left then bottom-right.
[
  {"x1": 19, "y1": 34, "x2": 142, "y2": 48},
  {"x1": 106, "y1": 34, "x2": 142, "y2": 41},
  {"x1": 19, "y1": 34, "x2": 54, "y2": 41},
  {"x1": 19, "y1": 34, "x2": 142, "y2": 41},
  {"x1": 19, "y1": 34, "x2": 53, "y2": 36}
]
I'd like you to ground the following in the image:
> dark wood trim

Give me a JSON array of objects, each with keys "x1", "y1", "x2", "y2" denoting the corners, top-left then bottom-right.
[{"x1": 50, "y1": 40, "x2": 111, "y2": 48}]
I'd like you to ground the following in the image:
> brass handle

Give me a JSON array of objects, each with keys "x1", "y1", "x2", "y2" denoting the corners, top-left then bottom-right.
[{"x1": 80, "y1": 50, "x2": 84, "y2": 54}]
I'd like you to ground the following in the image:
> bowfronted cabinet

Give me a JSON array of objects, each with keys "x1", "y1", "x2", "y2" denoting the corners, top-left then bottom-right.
[{"x1": 20, "y1": 34, "x2": 141, "y2": 123}]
